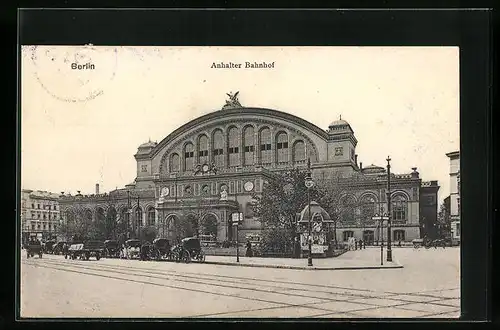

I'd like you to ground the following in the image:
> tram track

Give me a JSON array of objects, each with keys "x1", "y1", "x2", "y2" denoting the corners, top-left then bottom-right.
[
  {"x1": 22, "y1": 257, "x2": 460, "y2": 317},
  {"x1": 25, "y1": 256, "x2": 460, "y2": 305}
]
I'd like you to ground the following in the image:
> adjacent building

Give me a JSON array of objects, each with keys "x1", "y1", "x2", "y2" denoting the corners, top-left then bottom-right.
[
  {"x1": 21, "y1": 189, "x2": 61, "y2": 243},
  {"x1": 446, "y1": 151, "x2": 460, "y2": 243},
  {"x1": 58, "y1": 96, "x2": 439, "y2": 244}
]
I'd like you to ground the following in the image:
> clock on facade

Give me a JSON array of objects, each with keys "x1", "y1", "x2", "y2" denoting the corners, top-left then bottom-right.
[
  {"x1": 160, "y1": 187, "x2": 170, "y2": 197},
  {"x1": 202, "y1": 164, "x2": 209, "y2": 173},
  {"x1": 244, "y1": 181, "x2": 254, "y2": 192}
]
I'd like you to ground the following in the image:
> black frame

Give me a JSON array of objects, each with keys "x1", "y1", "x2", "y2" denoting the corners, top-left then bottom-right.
[{"x1": 12, "y1": 7, "x2": 492, "y2": 325}]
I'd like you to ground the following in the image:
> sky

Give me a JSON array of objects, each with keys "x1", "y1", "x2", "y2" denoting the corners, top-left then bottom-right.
[{"x1": 21, "y1": 46, "x2": 459, "y2": 204}]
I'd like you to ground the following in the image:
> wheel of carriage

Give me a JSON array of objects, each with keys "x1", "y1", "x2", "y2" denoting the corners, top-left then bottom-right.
[{"x1": 197, "y1": 252, "x2": 205, "y2": 262}]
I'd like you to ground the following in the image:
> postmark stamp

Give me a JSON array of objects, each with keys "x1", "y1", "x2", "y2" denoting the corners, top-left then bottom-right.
[{"x1": 25, "y1": 45, "x2": 118, "y2": 103}]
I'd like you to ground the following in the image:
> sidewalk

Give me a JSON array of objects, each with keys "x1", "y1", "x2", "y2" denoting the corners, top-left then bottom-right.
[{"x1": 203, "y1": 249, "x2": 403, "y2": 270}]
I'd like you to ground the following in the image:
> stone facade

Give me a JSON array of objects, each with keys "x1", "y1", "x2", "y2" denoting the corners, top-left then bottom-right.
[
  {"x1": 58, "y1": 105, "x2": 439, "y2": 244},
  {"x1": 21, "y1": 189, "x2": 61, "y2": 243}
]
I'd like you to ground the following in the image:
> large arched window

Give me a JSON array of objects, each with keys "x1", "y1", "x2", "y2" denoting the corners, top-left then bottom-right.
[
  {"x1": 147, "y1": 207, "x2": 155, "y2": 226},
  {"x1": 198, "y1": 135, "x2": 209, "y2": 165},
  {"x1": 392, "y1": 194, "x2": 408, "y2": 222},
  {"x1": 259, "y1": 127, "x2": 272, "y2": 164},
  {"x1": 360, "y1": 194, "x2": 377, "y2": 226},
  {"x1": 212, "y1": 129, "x2": 224, "y2": 168},
  {"x1": 243, "y1": 126, "x2": 255, "y2": 166},
  {"x1": 340, "y1": 195, "x2": 357, "y2": 225},
  {"x1": 135, "y1": 207, "x2": 143, "y2": 229},
  {"x1": 170, "y1": 153, "x2": 180, "y2": 172},
  {"x1": 293, "y1": 140, "x2": 306, "y2": 164},
  {"x1": 184, "y1": 143, "x2": 195, "y2": 171},
  {"x1": 228, "y1": 127, "x2": 240, "y2": 167},
  {"x1": 276, "y1": 132, "x2": 289, "y2": 163}
]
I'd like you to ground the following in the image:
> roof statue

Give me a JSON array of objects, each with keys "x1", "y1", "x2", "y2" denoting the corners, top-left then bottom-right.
[{"x1": 221, "y1": 91, "x2": 243, "y2": 110}]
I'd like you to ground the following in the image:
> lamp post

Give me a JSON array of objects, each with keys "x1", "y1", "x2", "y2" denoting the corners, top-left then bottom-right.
[
  {"x1": 305, "y1": 158, "x2": 315, "y2": 267},
  {"x1": 386, "y1": 156, "x2": 393, "y2": 262}
]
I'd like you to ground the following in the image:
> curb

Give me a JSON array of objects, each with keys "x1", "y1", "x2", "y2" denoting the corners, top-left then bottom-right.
[{"x1": 202, "y1": 260, "x2": 404, "y2": 270}]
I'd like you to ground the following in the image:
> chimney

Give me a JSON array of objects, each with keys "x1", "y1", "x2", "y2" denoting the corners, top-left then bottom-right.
[
  {"x1": 360, "y1": 162, "x2": 363, "y2": 170},
  {"x1": 355, "y1": 154, "x2": 358, "y2": 165},
  {"x1": 95, "y1": 184, "x2": 100, "y2": 194}
]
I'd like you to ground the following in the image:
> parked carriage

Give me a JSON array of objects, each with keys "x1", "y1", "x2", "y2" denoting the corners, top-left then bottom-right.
[
  {"x1": 140, "y1": 241, "x2": 154, "y2": 261},
  {"x1": 413, "y1": 237, "x2": 446, "y2": 249},
  {"x1": 42, "y1": 239, "x2": 57, "y2": 254},
  {"x1": 172, "y1": 237, "x2": 206, "y2": 263},
  {"x1": 103, "y1": 240, "x2": 121, "y2": 258},
  {"x1": 25, "y1": 239, "x2": 43, "y2": 259},
  {"x1": 66, "y1": 240, "x2": 105, "y2": 260},
  {"x1": 150, "y1": 238, "x2": 173, "y2": 261},
  {"x1": 121, "y1": 239, "x2": 142, "y2": 259},
  {"x1": 52, "y1": 241, "x2": 67, "y2": 255}
]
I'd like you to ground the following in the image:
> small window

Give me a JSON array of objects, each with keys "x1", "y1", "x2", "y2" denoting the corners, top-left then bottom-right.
[
  {"x1": 213, "y1": 149, "x2": 224, "y2": 156},
  {"x1": 141, "y1": 164, "x2": 148, "y2": 172},
  {"x1": 37, "y1": 204, "x2": 40, "y2": 209},
  {"x1": 31, "y1": 204, "x2": 34, "y2": 209},
  {"x1": 244, "y1": 146, "x2": 255, "y2": 152},
  {"x1": 31, "y1": 224, "x2": 35, "y2": 230},
  {"x1": 260, "y1": 144, "x2": 271, "y2": 151},
  {"x1": 277, "y1": 142, "x2": 289, "y2": 149}
]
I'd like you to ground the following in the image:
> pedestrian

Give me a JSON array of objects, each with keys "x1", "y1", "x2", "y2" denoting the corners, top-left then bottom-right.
[
  {"x1": 245, "y1": 241, "x2": 253, "y2": 257},
  {"x1": 354, "y1": 239, "x2": 358, "y2": 250},
  {"x1": 398, "y1": 240, "x2": 401, "y2": 247},
  {"x1": 359, "y1": 239, "x2": 363, "y2": 249}
]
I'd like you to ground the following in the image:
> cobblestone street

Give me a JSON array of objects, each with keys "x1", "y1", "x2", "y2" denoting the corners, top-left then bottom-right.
[{"x1": 20, "y1": 247, "x2": 460, "y2": 318}]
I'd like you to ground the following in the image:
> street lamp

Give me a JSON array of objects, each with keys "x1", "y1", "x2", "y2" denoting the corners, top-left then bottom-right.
[{"x1": 304, "y1": 158, "x2": 315, "y2": 267}]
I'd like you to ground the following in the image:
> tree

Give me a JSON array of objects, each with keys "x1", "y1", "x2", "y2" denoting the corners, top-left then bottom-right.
[
  {"x1": 437, "y1": 202, "x2": 451, "y2": 239},
  {"x1": 252, "y1": 168, "x2": 322, "y2": 254}
]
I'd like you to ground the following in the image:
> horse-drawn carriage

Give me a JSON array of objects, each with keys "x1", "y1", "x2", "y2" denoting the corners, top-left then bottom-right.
[
  {"x1": 25, "y1": 239, "x2": 43, "y2": 259},
  {"x1": 66, "y1": 240, "x2": 105, "y2": 260},
  {"x1": 149, "y1": 238, "x2": 173, "y2": 261},
  {"x1": 171, "y1": 237, "x2": 206, "y2": 263},
  {"x1": 52, "y1": 241, "x2": 67, "y2": 255},
  {"x1": 103, "y1": 240, "x2": 121, "y2": 258},
  {"x1": 413, "y1": 237, "x2": 447, "y2": 249},
  {"x1": 42, "y1": 239, "x2": 57, "y2": 254},
  {"x1": 121, "y1": 239, "x2": 142, "y2": 259}
]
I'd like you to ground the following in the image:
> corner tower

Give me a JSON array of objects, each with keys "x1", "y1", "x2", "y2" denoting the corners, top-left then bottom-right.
[{"x1": 326, "y1": 116, "x2": 359, "y2": 170}]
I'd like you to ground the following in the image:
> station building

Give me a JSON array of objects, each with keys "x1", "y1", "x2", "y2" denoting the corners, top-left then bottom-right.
[{"x1": 58, "y1": 97, "x2": 439, "y2": 244}]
